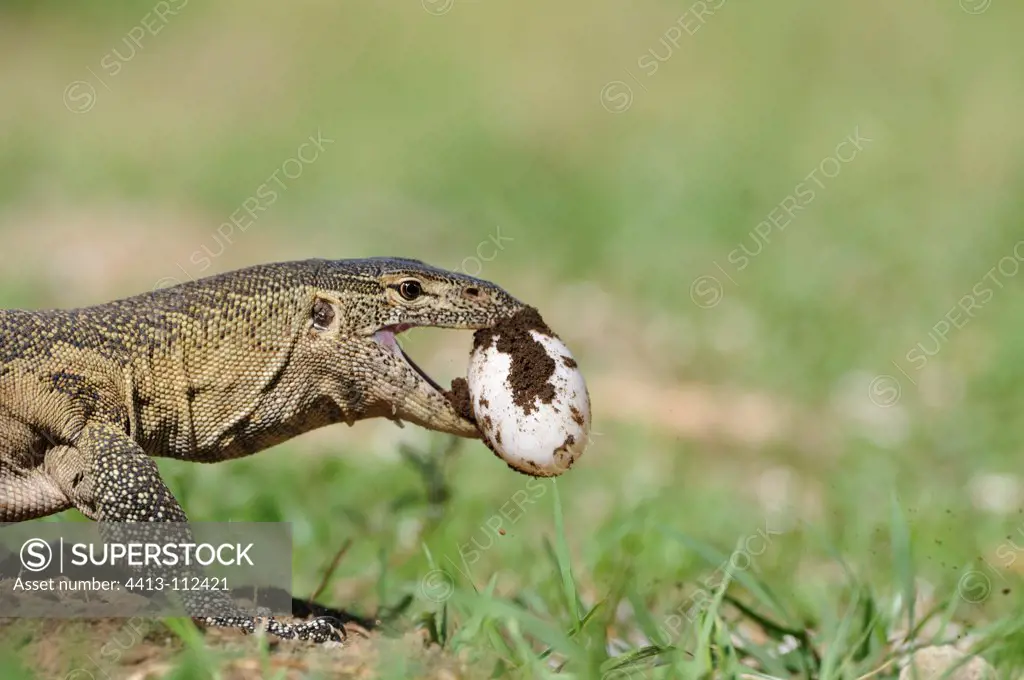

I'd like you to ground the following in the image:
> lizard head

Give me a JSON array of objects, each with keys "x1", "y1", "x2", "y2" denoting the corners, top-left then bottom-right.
[{"x1": 309, "y1": 258, "x2": 524, "y2": 438}]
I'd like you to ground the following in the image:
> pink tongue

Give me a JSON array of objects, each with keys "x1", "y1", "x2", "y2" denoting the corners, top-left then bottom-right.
[{"x1": 374, "y1": 330, "x2": 399, "y2": 350}]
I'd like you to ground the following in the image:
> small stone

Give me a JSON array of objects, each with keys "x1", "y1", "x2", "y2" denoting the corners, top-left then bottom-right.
[{"x1": 899, "y1": 646, "x2": 995, "y2": 680}]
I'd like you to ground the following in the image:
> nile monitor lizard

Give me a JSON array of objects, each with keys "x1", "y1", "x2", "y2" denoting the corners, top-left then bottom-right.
[{"x1": 0, "y1": 257, "x2": 523, "y2": 642}]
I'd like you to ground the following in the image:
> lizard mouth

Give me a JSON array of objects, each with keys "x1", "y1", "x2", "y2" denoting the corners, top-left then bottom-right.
[
  {"x1": 371, "y1": 323, "x2": 479, "y2": 438},
  {"x1": 373, "y1": 324, "x2": 446, "y2": 394}
]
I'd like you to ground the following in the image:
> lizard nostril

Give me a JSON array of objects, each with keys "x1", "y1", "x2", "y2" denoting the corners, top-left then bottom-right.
[{"x1": 462, "y1": 286, "x2": 482, "y2": 299}]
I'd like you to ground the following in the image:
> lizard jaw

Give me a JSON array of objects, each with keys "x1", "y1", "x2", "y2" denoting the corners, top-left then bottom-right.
[
  {"x1": 372, "y1": 324, "x2": 479, "y2": 438},
  {"x1": 373, "y1": 324, "x2": 445, "y2": 393}
]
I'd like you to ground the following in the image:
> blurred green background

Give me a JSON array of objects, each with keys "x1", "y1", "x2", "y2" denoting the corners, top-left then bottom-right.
[{"x1": 2, "y1": 0, "x2": 1024, "y2": 677}]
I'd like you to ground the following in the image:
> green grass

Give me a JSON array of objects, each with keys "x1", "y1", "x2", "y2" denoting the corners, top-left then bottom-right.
[{"x1": 2, "y1": 0, "x2": 1024, "y2": 676}]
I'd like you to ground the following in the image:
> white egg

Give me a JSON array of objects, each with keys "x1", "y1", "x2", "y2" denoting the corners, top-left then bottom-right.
[{"x1": 467, "y1": 321, "x2": 590, "y2": 477}]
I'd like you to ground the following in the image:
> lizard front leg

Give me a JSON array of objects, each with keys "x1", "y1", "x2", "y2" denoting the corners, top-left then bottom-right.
[{"x1": 52, "y1": 421, "x2": 344, "y2": 644}]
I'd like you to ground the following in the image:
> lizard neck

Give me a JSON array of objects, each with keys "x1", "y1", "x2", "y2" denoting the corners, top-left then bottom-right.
[{"x1": 128, "y1": 288, "x2": 329, "y2": 461}]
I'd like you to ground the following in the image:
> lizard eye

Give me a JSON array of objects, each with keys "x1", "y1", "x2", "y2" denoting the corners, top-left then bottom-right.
[
  {"x1": 311, "y1": 298, "x2": 335, "y2": 329},
  {"x1": 398, "y1": 280, "x2": 423, "y2": 301}
]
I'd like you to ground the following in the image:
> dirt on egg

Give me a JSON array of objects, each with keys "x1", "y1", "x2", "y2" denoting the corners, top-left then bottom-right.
[
  {"x1": 445, "y1": 306, "x2": 560, "y2": 421},
  {"x1": 445, "y1": 377, "x2": 476, "y2": 423},
  {"x1": 471, "y1": 306, "x2": 558, "y2": 414},
  {"x1": 445, "y1": 305, "x2": 590, "y2": 478}
]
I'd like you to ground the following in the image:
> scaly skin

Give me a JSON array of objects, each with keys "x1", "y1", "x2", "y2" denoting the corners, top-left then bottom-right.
[{"x1": 0, "y1": 257, "x2": 523, "y2": 642}]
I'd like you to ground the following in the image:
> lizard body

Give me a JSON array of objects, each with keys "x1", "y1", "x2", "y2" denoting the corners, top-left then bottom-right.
[{"x1": 0, "y1": 257, "x2": 523, "y2": 640}]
